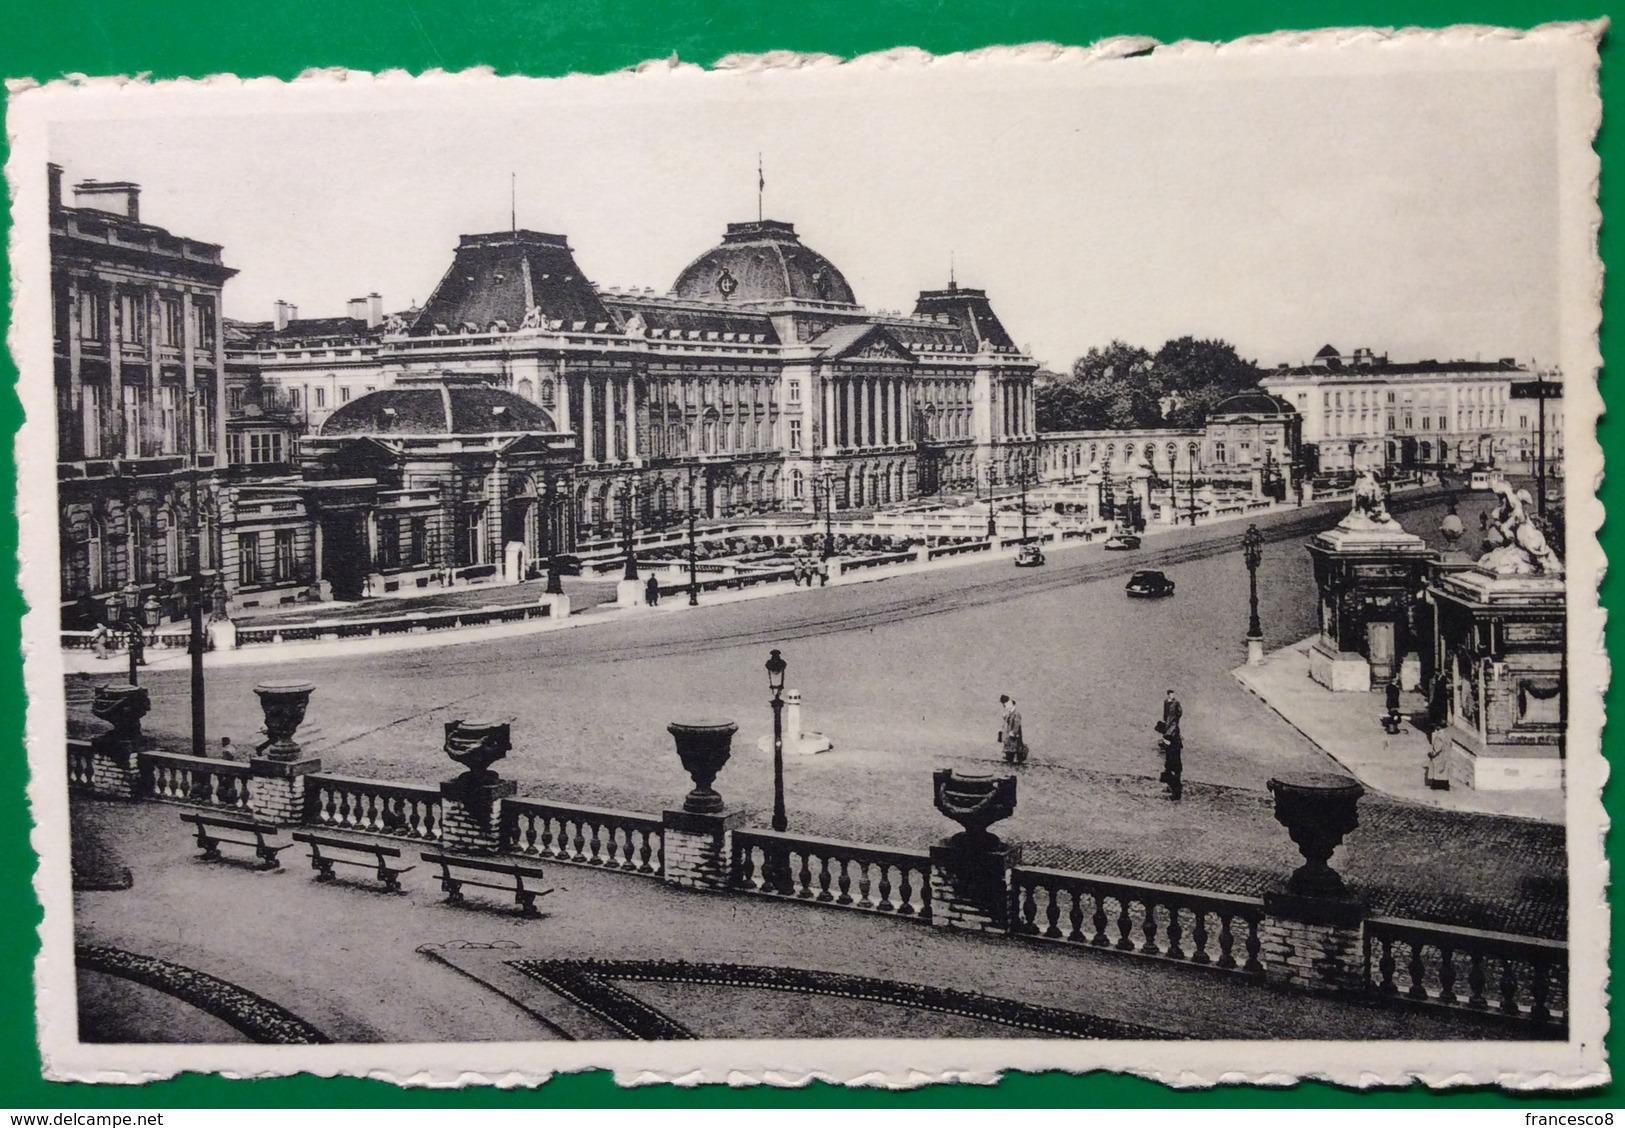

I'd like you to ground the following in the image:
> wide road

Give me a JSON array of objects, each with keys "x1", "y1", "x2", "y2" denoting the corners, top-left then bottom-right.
[{"x1": 89, "y1": 487, "x2": 1566, "y2": 934}]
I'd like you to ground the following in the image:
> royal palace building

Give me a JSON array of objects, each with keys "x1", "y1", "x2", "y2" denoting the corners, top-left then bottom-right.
[
  {"x1": 53, "y1": 165, "x2": 237, "y2": 627},
  {"x1": 236, "y1": 219, "x2": 1038, "y2": 552}
]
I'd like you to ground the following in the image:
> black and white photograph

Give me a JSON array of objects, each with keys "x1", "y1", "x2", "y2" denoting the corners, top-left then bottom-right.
[{"x1": 9, "y1": 24, "x2": 1607, "y2": 1086}]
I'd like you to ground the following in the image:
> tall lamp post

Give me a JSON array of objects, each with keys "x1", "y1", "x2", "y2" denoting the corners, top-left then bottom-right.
[
  {"x1": 544, "y1": 470, "x2": 565, "y2": 596},
  {"x1": 118, "y1": 581, "x2": 150, "y2": 685},
  {"x1": 620, "y1": 473, "x2": 640, "y2": 582},
  {"x1": 1187, "y1": 442, "x2": 1199, "y2": 527},
  {"x1": 819, "y1": 469, "x2": 836, "y2": 559},
  {"x1": 1018, "y1": 446, "x2": 1031, "y2": 542},
  {"x1": 1536, "y1": 367, "x2": 1548, "y2": 519},
  {"x1": 187, "y1": 390, "x2": 206, "y2": 758},
  {"x1": 686, "y1": 464, "x2": 700, "y2": 607},
  {"x1": 985, "y1": 464, "x2": 999, "y2": 540},
  {"x1": 1243, "y1": 523, "x2": 1264, "y2": 666},
  {"x1": 766, "y1": 648, "x2": 788, "y2": 833}
]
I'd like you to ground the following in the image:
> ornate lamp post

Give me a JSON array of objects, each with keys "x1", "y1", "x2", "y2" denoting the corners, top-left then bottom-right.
[
  {"x1": 544, "y1": 470, "x2": 565, "y2": 596},
  {"x1": 620, "y1": 473, "x2": 640, "y2": 582},
  {"x1": 120, "y1": 581, "x2": 144, "y2": 685},
  {"x1": 766, "y1": 648, "x2": 788, "y2": 833},
  {"x1": 187, "y1": 390, "x2": 207, "y2": 758},
  {"x1": 686, "y1": 464, "x2": 700, "y2": 607},
  {"x1": 1187, "y1": 442, "x2": 1199, "y2": 527},
  {"x1": 1018, "y1": 447, "x2": 1031, "y2": 541},
  {"x1": 1243, "y1": 523, "x2": 1264, "y2": 665},
  {"x1": 820, "y1": 469, "x2": 836, "y2": 559},
  {"x1": 985, "y1": 464, "x2": 999, "y2": 540}
]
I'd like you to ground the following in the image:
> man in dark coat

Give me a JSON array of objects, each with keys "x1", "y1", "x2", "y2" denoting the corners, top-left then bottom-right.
[{"x1": 1159, "y1": 689, "x2": 1184, "y2": 800}]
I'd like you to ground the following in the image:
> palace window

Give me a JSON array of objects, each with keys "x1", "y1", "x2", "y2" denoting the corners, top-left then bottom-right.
[
  {"x1": 119, "y1": 293, "x2": 145, "y2": 345},
  {"x1": 788, "y1": 418, "x2": 802, "y2": 451},
  {"x1": 788, "y1": 382, "x2": 801, "y2": 403},
  {"x1": 377, "y1": 515, "x2": 400, "y2": 570},
  {"x1": 314, "y1": 387, "x2": 326, "y2": 409},
  {"x1": 238, "y1": 532, "x2": 261, "y2": 586},
  {"x1": 273, "y1": 529, "x2": 296, "y2": 582},
  {"x1": 409, "y1": 517, "x2": 428, "y2": 566},
  {"x1": 78, "y1": 290, "x2": 107, "y2": 341},
  {"x1": 340, "y1": 387, "x2": 352, "y2": 404}
]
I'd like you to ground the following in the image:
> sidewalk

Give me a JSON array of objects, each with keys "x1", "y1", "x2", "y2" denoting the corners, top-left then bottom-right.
[
  {"x1": 73, "y1": 796, "x2": 1530, "y2": 1044},
  {"x1": 1233, "y1": 636, "x2": 1564, "y2": 824}
]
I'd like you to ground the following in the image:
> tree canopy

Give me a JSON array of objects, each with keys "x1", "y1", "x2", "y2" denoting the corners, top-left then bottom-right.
[{"x1": 1035, "y1": 336, "x2": 1263, "y2": 431}]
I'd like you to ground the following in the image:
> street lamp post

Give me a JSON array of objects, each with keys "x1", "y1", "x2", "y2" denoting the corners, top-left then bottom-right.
[
  {"x1": 686, "y1": 465, "x2": 700, "y2": 607},
  {"x1": 120, "y1": 581, "x2": 144, "y2": 685},
  {"x1": 820, "y1": 469, "x2": 836, "y2": 559},
  {"x1": 986, "y1": 464, "x2": 999, "y2": 540},
  {"x1": 1018, "y1": 447, "x2": 1031, "y2": 542},
  {"x1": 766, "y1": 648, "x2": 788, "y2": 833},
  {"x1": 1243, "y1": 523, "x2": 1264, "y2": 666},
  {"x1": 1536, "y1": 367, "x2": 1548, "y2": 519},
  {"x1": 544, "y1": 470, "x2": 565, "y2": 596},
  {"x1": 620, "y1": 474, "x2": 640, "y2": 582},
  {"x1": 1187, "y1": 443, "x2": 1199, "y2": 527},
  {"x1": 187, "y1": 391, "x2": 206, "y2": 758}
]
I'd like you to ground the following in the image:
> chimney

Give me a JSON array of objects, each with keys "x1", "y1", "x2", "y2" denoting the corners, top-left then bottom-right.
[
  {"x1": 274, "y1": 300, "x2": 297, "y2": 331},
  {"x1": 72, "y1": 179, "x2": 141, "y2": 221},
  {"x1": 367, "y1": 292, "x2": 383, "y2": 328},
  {"x1": 47, "y1": 164, "x2": 63, "y2": 210},
  {"x1": 346, "y1": 297, "x2": 368, "y2": 321}
]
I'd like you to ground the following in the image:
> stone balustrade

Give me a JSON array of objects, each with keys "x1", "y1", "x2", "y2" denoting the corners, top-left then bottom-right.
[
  {"x1": 503, "y1": 798, "x2": 663, "y2": 876},
  {"x1": 141, "y1": 750, "x2": 253, "y2": 812},
  {"x1": 730, "y1": 828, "x2": 933, "y2": 919},
  {"x1": 1364, "y1": 916, "x2": 1567, "y2": 1023},
  {"x1": 303, "y1": 773, "x2": 443, "y2": 841}
]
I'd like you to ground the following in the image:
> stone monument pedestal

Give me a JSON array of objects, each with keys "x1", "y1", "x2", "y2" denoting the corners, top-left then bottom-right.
[
  {"x1": 616, "y1": 578, "x2": 646, "y2": 608},
  {"x1": 1307, "y1": 519, "x2": 1435, "y2": 692},
  {"x1": 1428, "y1": 566, "x2": 1565, "y2": 791},
  {"x1": 929, "y1": 837, "x2": 1023, "y2": 934}
]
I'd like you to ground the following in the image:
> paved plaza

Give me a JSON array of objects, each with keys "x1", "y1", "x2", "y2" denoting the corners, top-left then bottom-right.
[{"x1": 69, "y1": 489, "x2": 1566, "y2": 947}]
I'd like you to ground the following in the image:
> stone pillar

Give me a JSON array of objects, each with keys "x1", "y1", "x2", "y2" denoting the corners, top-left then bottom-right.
[
  {"x1": 663, "y1": 719, "x2": 741, "y2": 890},
  {"x1": 823, "y1": 378, "x2": 836, "y2": 453},
  {"x1": 87, "y1": 684, "x2": 150, "y2": 799},
  {"x1": 1259, "y1": 893, "x2": 1367, "y2": 993},
  {"x1": 662, "y1": 807, "x2": 745, "y2": 891},
  {"x1": 247, "y1": 756, "x2": 322, "y2": 825},
  {"x1": 625, "y1": 373, "x2": 638, "y2": 462},
  {"x1": 929, "y1": 837, "x2": 1022, "y2": 933},
  {"x1": 441, "y1": 773, "x2": 518, "y2": 853},
  {"x1": 582, "y1": 378, "x2": 596, "y2": 463},
  {"x1": 1260, "y1": 772, "x2": 1368, "y2": 992}
]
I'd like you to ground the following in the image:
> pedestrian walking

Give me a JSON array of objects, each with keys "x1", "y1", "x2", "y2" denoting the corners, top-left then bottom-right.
[
  {"x1": 998, "y1": 694, "x2": 1027, "y2": 764},
  {"x1": 90, "y1": 620, "x2": 110, "y2": 661},
  {"x1": 1155, "y1": 688, "x2": 1183, "y2": 800},
  {"x1": 817, "y1": 556, "x2": 829, "y2": 587},
  {"x1": 644, "y1": 573, "x2": 660, "y2": 607}
]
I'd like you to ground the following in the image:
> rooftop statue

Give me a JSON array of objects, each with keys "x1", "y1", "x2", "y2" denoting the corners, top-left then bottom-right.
[
  {"x1": 1478, "y1": 479, "x2": 1563, "y2": 577},
  {"x1": 1339, "y1": 466, "x2": 1400, "y2": 530},
  {"x1": 518, "y1": 304, "x2": 544, "y2": 331}
]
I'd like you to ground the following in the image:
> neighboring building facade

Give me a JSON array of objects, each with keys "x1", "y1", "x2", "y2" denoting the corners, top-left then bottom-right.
[
  {"x1": 1510, "y1": 370, "x2": 1564, "y2": 476},
  {"x1": 1261, "y1": 344, "x2": 1529, "y2": 472},
  {"x1": 53, "y1": 165, "x2": 237, "y2": 627},
  {"x1": 235, "y1": 220, "x2": 1038, "y2": 543}
]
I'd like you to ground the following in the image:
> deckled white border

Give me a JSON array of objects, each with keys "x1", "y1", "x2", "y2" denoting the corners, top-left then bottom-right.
[{"x1": 8, "y1": 21, "x2": 1609, "y2": 1090}]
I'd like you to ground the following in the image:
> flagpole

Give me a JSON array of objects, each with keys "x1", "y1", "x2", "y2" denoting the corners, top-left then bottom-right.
[{"x1": 757, "y1": 153, "x2": 763, "y2": 223}]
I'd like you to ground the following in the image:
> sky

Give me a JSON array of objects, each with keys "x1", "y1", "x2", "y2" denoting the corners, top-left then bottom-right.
[{"x1": 41, "y1": 46, "x2": 1562, "y2": 372}]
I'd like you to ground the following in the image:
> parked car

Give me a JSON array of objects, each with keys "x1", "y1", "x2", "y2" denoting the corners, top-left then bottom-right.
[
  {"x1": 1102, "y1": 532, "x2": 1142, "y2": 551},
  {"x1": 1125, "y1": 570, "x2": 1175, "y2": 598},
  {"x1": 550, "y1": 553, "x2": 584, "y2": 576},
  {"x1": 1014, "y1": 544, "x2": 1046, "y2": 568}
]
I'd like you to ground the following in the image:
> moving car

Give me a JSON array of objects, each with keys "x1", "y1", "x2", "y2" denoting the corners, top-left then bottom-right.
[
  {"x1": 1125, "y1": 570, "x2": 1175, "y2": 598},
  {"x1": 1102, "y1": 532, "x2": 1142, "y2": 551},
  {"x1": 1014, "y1": 544, "x2": 1046, "y2": 568}
]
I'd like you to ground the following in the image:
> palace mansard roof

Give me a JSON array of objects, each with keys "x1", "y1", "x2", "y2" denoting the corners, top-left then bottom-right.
[
  {"x1": 670, "y1": 220, "x2": 858, "y2": 306},
  {"x1": 319, "y1": 373, "x2": 557, "y2": 437}
]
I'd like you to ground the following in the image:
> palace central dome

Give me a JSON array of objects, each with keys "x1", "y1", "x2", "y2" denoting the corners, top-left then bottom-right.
[
  {"x1": 319, "y1": 373, "x2": 557, "y2": 437},
  {"x1": 670, "y1": 219, "x2": 857, "y2": 306}
]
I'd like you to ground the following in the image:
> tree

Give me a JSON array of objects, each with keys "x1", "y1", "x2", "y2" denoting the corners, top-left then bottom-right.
[{"x1": 1037, "y1": 336, "x2": 1264, "y2": 432}]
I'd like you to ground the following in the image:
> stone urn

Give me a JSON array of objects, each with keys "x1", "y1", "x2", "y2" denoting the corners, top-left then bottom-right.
[
  {"x1": 90, "y1": 683, "x2": 150, "y2": 752},
  {"x1": 1267, "y1": 772, "x2": 1365, "y2": 898},
  {"x1": 254, "y1": 681, "x2": 315, "y2": 763},
  {"x1": 667, "y1": 718, "x2": 738, "y2": 814},
  {"x1": 444, "y1": 717, "x2": 512, "y2": 783},
  {"x1": 933, "y1": 768, "x2": 1017, "y2": 846}
]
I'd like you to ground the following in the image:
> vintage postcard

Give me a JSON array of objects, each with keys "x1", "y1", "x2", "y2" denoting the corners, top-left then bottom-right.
[{"x1": 8, "y1": 22, "x2": 1607, "y2": 1088}]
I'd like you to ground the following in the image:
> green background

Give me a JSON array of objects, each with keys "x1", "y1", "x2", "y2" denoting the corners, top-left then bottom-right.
[{"x1": 0, "y1": 0, "x2": 1614, "y2": 1109}]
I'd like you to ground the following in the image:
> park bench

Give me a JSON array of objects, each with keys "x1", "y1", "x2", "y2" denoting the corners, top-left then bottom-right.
[
  {"x1": 292, "y1": 831, "x2": 415, "y2": 892},
  {"x1": 421, "y1": 851, "x2": 552, "y2": 917},
  {"x1": 180, "y1": 812, "x2": 294, "y2": 869}
]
